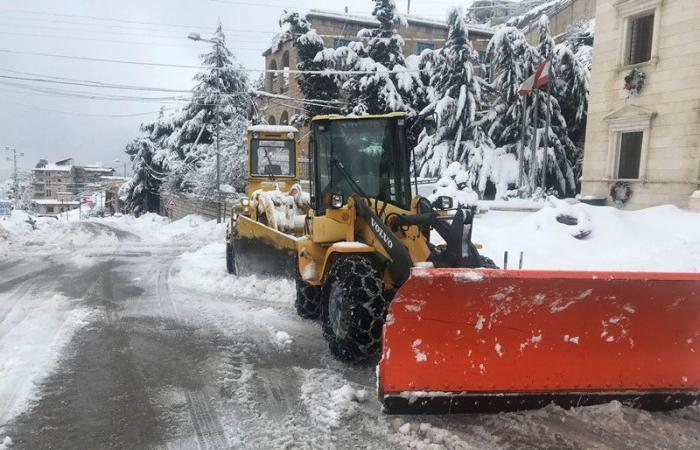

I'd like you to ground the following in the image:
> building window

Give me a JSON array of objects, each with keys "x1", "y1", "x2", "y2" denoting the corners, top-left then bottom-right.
[
  {"x1": 618, "y1": 132, "x2": 644, "y2": 179},
  {"x1": 416, "y1": 42, "x2": 434, "y2": 54},
  {"x1": 280, "y1": 111, "x2": 289, "y2": 125},
  {"x1": 268, "y1": 115, "x2": 277, "y2": 125},
  {"x1": 57, "y1": 178, "x2": 61, "y2": 182},
  {"x1": 334, "y1": 38, "x2": 351, "y2": 49},
  {"x1": 47, "y1": 206, "x2": 54, "y2": 213},
  {"x1": 46, "y1": 189, "x2": 52, "y2": 196},
  {"x1": 627, "y1": 13, "x2": 654, "y2": 65}
]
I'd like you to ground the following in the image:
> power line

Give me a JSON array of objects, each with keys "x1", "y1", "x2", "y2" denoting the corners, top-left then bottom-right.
[
  {"x1": 0, "y1": 48, "x2": 429, "y2": 74},
  {"x1": 6, "y1": 100, "x2": 170, "y2": 118}
]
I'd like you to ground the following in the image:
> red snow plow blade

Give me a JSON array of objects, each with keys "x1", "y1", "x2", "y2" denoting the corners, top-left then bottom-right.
[{"x1": 378, "y1": 268, "x2": 700, "y2": 414}]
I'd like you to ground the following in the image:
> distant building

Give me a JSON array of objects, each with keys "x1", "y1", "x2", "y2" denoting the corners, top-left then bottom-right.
[
  {"x1": 259, "y1": 9, "x2": 494, "y2": 181},
  {"x1": 521, "y1": 0, "x2": 597, "y2": 44},
  {"x1": 31, "y1": 158, "x2": 117, "y2": 214},
  {"x1": 580, "y1": 0, "x2": 700, "y2": 211}
]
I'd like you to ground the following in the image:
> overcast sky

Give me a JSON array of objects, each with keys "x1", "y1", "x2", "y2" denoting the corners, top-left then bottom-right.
[{"x1": 0, "y1": 0, "x2": 472, "y2": 179}]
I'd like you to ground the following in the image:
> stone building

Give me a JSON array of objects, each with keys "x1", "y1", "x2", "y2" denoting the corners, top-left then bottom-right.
[
  {"x1": 259, "y1": 9, "x2": 494, "y2": 182},
  {"x1": 31, "y1": 158, "x2": 116, "y2": 213},
  {"x1": 522, "y1": 0, "x2": 597, "y2": 43},
  {"x1": 580, "y1": 0, "x2": 700, "y2": 210}
]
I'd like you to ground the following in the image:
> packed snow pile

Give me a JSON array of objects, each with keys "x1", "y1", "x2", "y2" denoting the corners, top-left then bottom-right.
[
  {"x1": 171, "y1": 243, "x2": 295, "y2": 303},
  {"x1": 299, "y1": 368, "x2": 367, "y2": 428},
  {"x1": 100, "y1": 213, "x2": 221, "y2": 244},
  {"x1": 475, "y1": 202, "x2": 700, "y2": 271},
  {"x1": 428, "y1": 165, "x2": 479, "y2": 209}
]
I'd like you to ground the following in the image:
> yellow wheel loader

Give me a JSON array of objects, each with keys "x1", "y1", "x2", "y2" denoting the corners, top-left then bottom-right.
[{"x1": 228, "y1": 113, "x2": 700, "y2": 414}]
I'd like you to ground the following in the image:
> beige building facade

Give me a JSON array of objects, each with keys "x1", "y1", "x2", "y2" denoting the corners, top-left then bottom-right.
[{"x1": 580, "y1": 0, "x2": 700, "y2": 210}]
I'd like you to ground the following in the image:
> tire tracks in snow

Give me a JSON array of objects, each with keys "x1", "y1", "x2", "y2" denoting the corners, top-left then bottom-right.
[{"x1": 155, "y1": 261, "x2": 230, "y2": 450}]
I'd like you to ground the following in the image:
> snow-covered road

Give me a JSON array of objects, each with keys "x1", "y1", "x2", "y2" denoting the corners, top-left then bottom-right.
[{"x1": 1, "y1": 208, "x2": 700, "y2": 449}]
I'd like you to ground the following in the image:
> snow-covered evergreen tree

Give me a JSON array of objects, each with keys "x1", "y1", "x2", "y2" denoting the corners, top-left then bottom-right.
[
  {"x1": 120, "y1": 134, "x2": 164, "y2": 215},
  {"x1": 484, "y1": 25, "x2": 536, "y2": 151},
  {"x1": 279, "y1": 11, "x2": 340, "y2": 123},
  {"x1": 528, "y1": 15, "x2": 578, "y2": 196},
  {"x1": 121, "y1": 21, "x2": 251, "y2": 208},
  {"x1": 332, "y1": 0, "x2": 420, "y2": 117},
  {"x1": 414, "y1": 8, "x2": 509, "y2": 197},
  {"x1": 166, "y1": 21, "x2": 250, "y2": 195}
]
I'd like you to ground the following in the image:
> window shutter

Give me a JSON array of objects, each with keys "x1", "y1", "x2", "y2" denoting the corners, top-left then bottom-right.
[{"x1": 628, "y1": 14, "x2": 654, "y2": 65}]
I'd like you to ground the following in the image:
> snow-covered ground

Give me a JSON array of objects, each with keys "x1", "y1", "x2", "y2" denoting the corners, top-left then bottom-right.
[{"x1": 1, "y1": 203, "x2": 699, "y2": 449}]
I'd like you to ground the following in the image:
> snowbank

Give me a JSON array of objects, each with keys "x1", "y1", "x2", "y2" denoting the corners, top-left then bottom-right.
[
  {"x1": 170, "y1": 242, "x2": 295, "y2": 303},
  {"x1": 475, "y1": 201, "x2": 700, "y2": 271},
  {"x1": 299, "y1": 368, "x2": 368, "y2": 428}
]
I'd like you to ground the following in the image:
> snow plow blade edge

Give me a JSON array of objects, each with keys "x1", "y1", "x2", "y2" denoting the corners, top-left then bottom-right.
[
  {"x1": 232, "y1": 214, "x2": 298, "y2": 278},
  {"x1": 378, "y1": 268, "x2": 700, "y2": 414}
]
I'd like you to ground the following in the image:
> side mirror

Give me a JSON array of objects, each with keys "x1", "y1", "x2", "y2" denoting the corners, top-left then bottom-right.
[{"x1": 423, "y1": 113, "x2": 438, "y2": 137}]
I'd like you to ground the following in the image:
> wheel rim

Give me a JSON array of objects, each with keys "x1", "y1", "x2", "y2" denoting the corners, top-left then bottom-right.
[{"x1": 328, "y1": 282, "x2": 349, "y2": 339}]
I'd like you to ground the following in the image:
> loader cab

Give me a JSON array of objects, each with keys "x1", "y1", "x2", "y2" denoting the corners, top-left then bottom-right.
[
  {"x1": 310, "y1": 113, "x2": 412, "y2": 215},
  {"x1": 246, "y1": 125, "x2": 299, "y2": 194}
]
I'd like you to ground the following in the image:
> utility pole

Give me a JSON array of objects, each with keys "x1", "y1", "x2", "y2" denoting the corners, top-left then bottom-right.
[
  {"x1": 407, "y1": 0, "x2": 411, "y2": 15},
  {"x1": 5, "y1": 146, "x2": 24, "y2": 207},
  {"x1": 215, "y1": 38, "x2": 222, "y2": 224}
]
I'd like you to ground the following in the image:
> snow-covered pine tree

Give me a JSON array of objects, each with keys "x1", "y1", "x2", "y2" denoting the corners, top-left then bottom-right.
[
  {"x1": 120, "y1": 135, "x2": 164, "y2": 215},
  {"x1": 485, "y1": 26, "x2": 535, "y2": 150},
  {"x1": 414, "y1": 8, "x2": 504, "y2": 196},
  {"x1": 279, "y1": 11, "x2": 340, "y2": 123},
  {"x1": 167, "y1": 21, "x2": 250, "y2": 196},
  {"x1": 529, "y1": 15, "x2": 578, "y2": 197},
  {"x1": 337, "y1": 0, "x2": 420, "y2": 118}
]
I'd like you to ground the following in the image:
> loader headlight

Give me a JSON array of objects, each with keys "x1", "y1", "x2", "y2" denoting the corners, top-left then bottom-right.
[
  {"x1": 436, "y1": 195, "x2": 453, "y2": 210},
  {"x1": 324, "y1": 193, "x2": 344, "y2": 209},
  {"x1": 241, "y1": 199, "x2": 250, "y2": 207}
]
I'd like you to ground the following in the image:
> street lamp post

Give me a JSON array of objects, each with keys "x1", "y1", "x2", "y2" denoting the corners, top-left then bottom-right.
[{"x1": 188, "y1": 32, "x2": 223, "y2": 224}]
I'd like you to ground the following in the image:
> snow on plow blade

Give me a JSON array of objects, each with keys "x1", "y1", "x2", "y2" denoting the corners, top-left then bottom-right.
[
  {"x1": 378, "y1": 268, "x2": 700, "y2": 414},
  {"x1": 232, "y1": 214, "x2": 298, "y2": 278}
]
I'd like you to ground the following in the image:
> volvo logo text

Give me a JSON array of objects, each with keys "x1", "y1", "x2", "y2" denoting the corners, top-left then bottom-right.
[{"x1": 371, "y1": 217, "x2": 393, "y2": 249}]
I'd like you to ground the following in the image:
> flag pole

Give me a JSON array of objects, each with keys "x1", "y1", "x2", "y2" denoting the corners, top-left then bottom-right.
[
  {"x1": 518, "y1": 96, "x2": 527, "y2": 191},
  {"x1": 529, "y1": 91, "x2": 539, "y2": 196}
]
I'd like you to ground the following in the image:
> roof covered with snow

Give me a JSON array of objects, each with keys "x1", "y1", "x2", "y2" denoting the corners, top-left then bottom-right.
[
  {"x1": 306, "y1": 9, "x2": 493, "y2": 36},
  {"x1": 248, "y1": 125, "x2": 299, "y2": 134},
  {"x1": 31, "y1": 199, "x2": 80, "y2": 205},
  {"x1": 32, "y1": 164, "x2": 73, "y2": 172},
  {"x1": 82, "y1": 166, "x2": 115, "y2": 173}
]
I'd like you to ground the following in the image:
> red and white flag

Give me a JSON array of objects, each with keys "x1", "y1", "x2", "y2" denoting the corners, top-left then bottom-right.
[{"x1": 518, "y1": 59, "x2": 551, "y2": 96}]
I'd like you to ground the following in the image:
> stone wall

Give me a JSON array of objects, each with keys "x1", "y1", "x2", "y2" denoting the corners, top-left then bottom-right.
[
  {"x1": 524, "y1": 0, "x2": 597, "y2": 43},
  {"x1": 160, "y1": 192, "x2": 235, "y2": 222},
  {"x1": 580, "y1": 0, "x2": 700, "y2": 210}
]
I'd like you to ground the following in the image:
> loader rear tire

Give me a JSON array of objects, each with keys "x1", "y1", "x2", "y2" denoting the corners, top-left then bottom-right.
[
  {"x1": 296, "y1": 279, "x2": 321, "y2": 319},
  {"x1": 321, "y1": 256, "x2": 387, "y2": 363},
  {"x1": 226, "y1": 243, "x2": 236, "y2": 275}
]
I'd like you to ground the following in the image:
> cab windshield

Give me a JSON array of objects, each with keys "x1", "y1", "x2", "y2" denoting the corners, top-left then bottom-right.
[
  {"x1": 313, "y1": 118, "x2": 411, "y2": 213},
  {"x1": 250, "y1": 139, "x2": 295, "y2": 177}
]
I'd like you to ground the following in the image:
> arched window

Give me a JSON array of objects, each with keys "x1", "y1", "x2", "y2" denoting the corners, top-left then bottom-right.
[
  {"x1": 267, "y1": 59, "x2": 278, "y2": 93},
  {"x1": 281, "y1": 51, "x2": 290, "y2": 93},
  {"x1": 280, "y1": 111, "x2": 289, "y2": 125},
  {"x1": 268, "y1": 115, "x2": 277, "y2": 125}
]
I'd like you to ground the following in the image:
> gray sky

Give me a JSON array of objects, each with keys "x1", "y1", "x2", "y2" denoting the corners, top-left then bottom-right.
[{"x1": 0, "y1": 0, "x2": 470, "y2": 179}]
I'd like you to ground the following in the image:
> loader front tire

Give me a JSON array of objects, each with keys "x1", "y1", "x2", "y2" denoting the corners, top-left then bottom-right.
[
  {"x1": 296, "y1": 279, "x2": 321, "y2": 319},
  {"x1": 321, "y1": 256, "x2": 386, "y2": 363}
]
